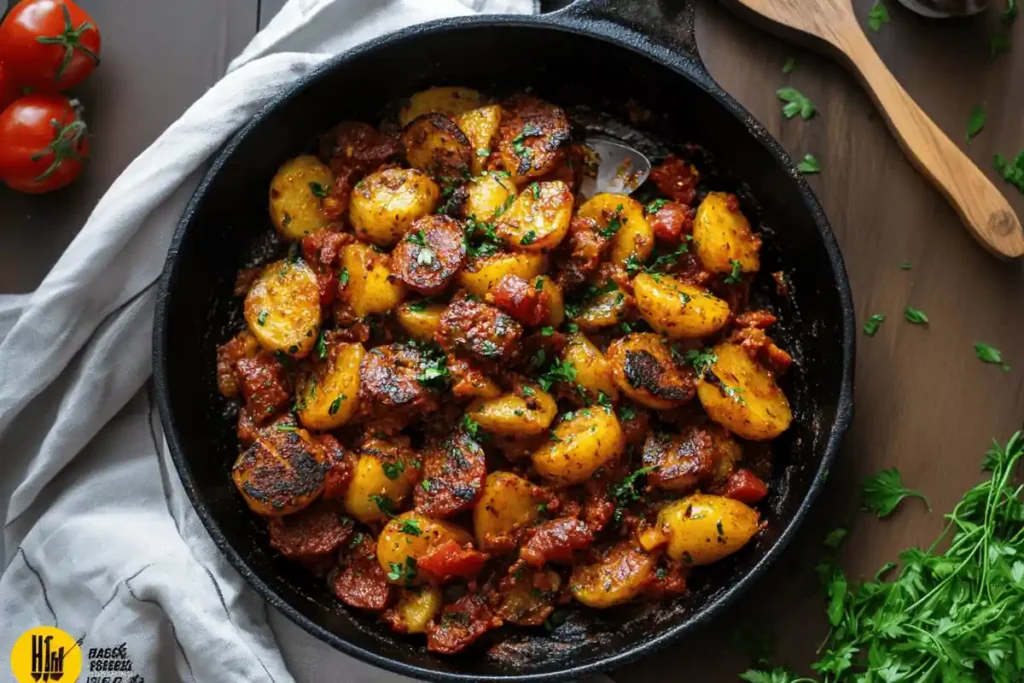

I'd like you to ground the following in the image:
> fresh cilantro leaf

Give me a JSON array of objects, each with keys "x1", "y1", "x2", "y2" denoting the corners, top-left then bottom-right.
[
  {"x1": 861, "y1": 467, "x2": 929, "y2": 518},
  {"x1": 369, "y1": 494, "x2": 396, "y2": 517},
  {"x1": 863, "y1": 313, "x2": 885, "y2": 337},
  {"x1": 777, "y1": 87, "x2": 817, "y2": 120},
  {"x1": 966, "y1": 105, "x2": 986, "y2": 142},
  {"x1": 461, "y1": 413, "x2": 483, "y2": 440},
  {"x1": 782, "y1": 57, "x2": 796, "y2": 74},
  {"x1": 646, "y1": 198, "x2": 669, "y2": 214},
  {"x1": 738, "y1": 668, "x2": 801, "y2": 683},
  {"x1": 538, "y1": 359, "x2": 578, "y2": 392},
  {"x1": 867, "y1": 1, "x2": 890, "y2": 31},
  {"x1": 823, "y1": 527, "x2": 848, "y2": 550},
  {"x1": 398, "y1": 518, "x2": 421, "y2": 536},
  {"x1": 974, "y1": 342, "x2": 1010, "y2": 371},
  {"x1": 684, "y1": 348, "x2": 718, "y2": 378},
  {"x1": 904, "y1": 306, "x2": 929, "y2": 324},
  {"x1": 797, "y1": 153, "x2": 821, "y2": 174}
]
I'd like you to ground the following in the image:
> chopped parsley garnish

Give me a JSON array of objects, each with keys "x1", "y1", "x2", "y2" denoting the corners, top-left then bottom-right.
[
  {"x1": 540, "y1": 326, "x2": 555, "y2": 337},
  {"x1": 338, "y1": 268, "x2": 350, "y2": 286},
  {"x1": 596, "y1": 391, "x2": 613, "y2": 409},
  {"x1": 598, "y1": 204, "x2": 625, "y2": 239},
  {"x1": 993, "y1": 151, "x2": 1024, "y2": 194},
  {"x1": 369, "y1": 494, "x2": 396, "y2": 517},
  {"x1": 521, "y1": 386, "x2": 536, "y2": 397},
  {"x1": 966, "y1": 105, "x2": 986, "y2": 143},
  {"x1": 530, "y1": 182, "x2": 541, "y2": 199},
  {"x1": 520, "y1": 230, "x2": 537, "y2": 246},
  {"x1": 646, "y1": 198, "x2": 669, "y2": 214},
  {"x1": 538, "y1": 358, "x2": 578, "y2": 391},
  {"x1": 276, "y1": 424, "x2": 298, "y2": 432},
  {"x1": 416, "y1": 342, "x2": 450, "y2": 389},
  {"x1": 328, "y1": 396, "x2": 344, "y2": 415},
  {"x1": 867, "y1": 0, "x2": 890, "y2": 31},
  {"x1": 646, "y1": 244, "x2": 688, "y2": 273},
  {"x1": 416, "y1": 247, "x2": 436, "y2": 266},
  {"x1": 257, "y1": 310, "x2": 269, "y2": 326},
  {"x1": 421, "y1": 480, "x2": 431, "y2": 491},
  {"x1": 461, "y1": 413, "x2": 484, "y2": 440},
  {"x1": 863, "y1": 313, "x2": 885, "y2": 337},
  {"x1": 534, "y1": 277, "x2": 544, "y2": 291},
  {"x1": 900, "y1": 261, "x2": 912, "y2": 270},
  {"x1": 398, "y1": 518, "x2": 422, "y2": 536},
  {"x1": 315, "y1": 330, "x2": 328, "y2": 359},
  {"x1": 382, "y1": 459, "x2": 406, "y2": 481},
  {"x1": 797, "y1": 153, "x2": 821, "y2": 174},
  {"x1": 618, "y1": 404, "x2": 636, "y2": 421},
  {"x1": 407, "y1": 229, "x2": 427, "y2": 246},
  {"x1": 904, "y1": 306, "x2": 929, "y2": 325},
  {"x1": 723, "y1": 384, "x2": 746, "y2": 405},
  {"x1": 776, "y1": 86, "x2": 817, "y2": 120},
  {"x1": 309, "y1": 181, "x2": 329, "y2": 198},
  {"x1": 724, "y1": 259, "x2": 743, "y2": 284},
  {"x1": 974, "y1": 342, "x2": 1010, "y2": 371},
  {"x1": 684, "y1": 348, "x2": 718, "y2": 378},
  {"x1": 387, "y1": 557, "x2": 418, "y2": 586},
  {"x1": 464, "y1": 216, "x2": 504, "y2": 259},
  {"x1": 281, "y1": 212, "x2": 292, "y2": 227},
  {"x1": 610, "y1": 466, "x2": 658, "y2": 523},
  {"x1": 782, "y1": 57, "x2": 795, "y2": 74}
]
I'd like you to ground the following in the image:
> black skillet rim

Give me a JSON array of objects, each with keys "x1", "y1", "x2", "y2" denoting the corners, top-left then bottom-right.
[{"x1": 153, "y1": 13, "x2": 856, "y2": 683}]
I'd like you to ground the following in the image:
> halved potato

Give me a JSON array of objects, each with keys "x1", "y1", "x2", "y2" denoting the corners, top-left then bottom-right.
[
  {"x1": 495, "y1": 180, "x2": 573, "y2": 252},
  {"x1": 349, "y1": 168, "x2": 440, "y2": 246},
  {"x1": 399, "y1": 86, "x2": 484, "y2": 127},
  {"x1": 455, "y1": 105, "x2": 503, "y2": 175},
  {"x1": 656, "y1": 494, "x2": 760, "y2": 565},
  {"x1": 693, "y1": 191, "x2": 761, "y2": 274},
  {"x1": 570, "y1": 542, "x2": 655, "y2": 608},
  {"x1": 232, "y1": 424, "x2": 329, "y2": 516},
  {"x1": 574, "y1": 282, "x2": 627, "y2": 332},
  {"x1": 562, "y1": 333, "x2": 619, "y2": 402},
  {"x1": 473, "y1": 472, "x2": 541, "y2": 552},
  {"x1": 401, "y1": 113, "x2": 473, "y2": 177},
  {"x1": 577, "y1": 193, "x2": 653, "y2": 267},
  {"x1": 535, "y1": 275, "x2": 565, "y2": 327},
  {"x1": 467, "y1": 385, "x2": 558, "y2": 437},
  {"x1": 458, "y1": 252, "x2": 545, "y2": 299},
  {"x1": 396, "y1": 302, "x2": 445, "y2": 342},
  {"x1": 377, "y1": 511, "x2": 473, "y2": 584},
  {"x1": 696, "y1": 342, "x2": 792, "y2": 441},
  {"x1": 464, "y1": 172, "x2": 516, "y2": 221},
  {"x1": 341, "y1": 243, "x2": 406, "y2": 318},
  {"x1": 243, "y1": 258, "x2": 321, "y2": 358},
  {"x1": 633, "y1": 273, "x2": 730, "y2": 339},
  {"x1": 344, "y1": 439, "x2": 420, "y2": 523},
  {"x1": 269, "y1": 155, "x2": 333, "y2": 240},
  {"x1": 532, "y1": 407, "x2": 624, "y2": 485},
  {"x1": 297, "y1": 342, "x2": 364, "y2": 430},
  {"x1": 606, "y1": 332, "x2": 695, "y2": 410},
  {"x1": 391, "y1": 587, "x2": 442, "y2": 634}
]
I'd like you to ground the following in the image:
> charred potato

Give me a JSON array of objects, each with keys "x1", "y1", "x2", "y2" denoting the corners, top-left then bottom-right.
[
  {"x1": 573, "y1": 281, "x2": 628, "y2": 332},
  {"x1": 376, "y1": 511, "x2": 473, "y2": 585},
  {"x1": 463, "y1": 171, "x2": 516, "y2": 221},
  {"x1": 562, "y1": 333, "x2": 619, "y2": 401},
  {"x1": 401, "y1": 113, "x2": 473, "y2": 177},
  {"x1": 343, "y1": 438, "x2": 420, "y2": 523},
  {"x1": 495, "y1": 180, "x2": 574, "y2": 252},
  {"x1": 532, "y1": 407, "x2": 624, "y2": 485},
  {"x1": 606, "y1": 332, "x2": 696, "y2": 410},
  {"x1": 570, "y1": 542, "x2": 655, "y2": 608},
  {"x1": 296, "y1": 342, "x2": 364, "y2": 430},
  {"x1": 455, "y1": 105, "x2": 503, "y2": 175},
  {"x1": 232, "y1": 424, "x2": 328, "y2": 516},
  {"x1": 341, "y1": 242, "x2": 406, "y2": 318},
  {"x1": 693, "y1": 192, "x2": 761, "y2": 274},
  {"x1": 395, "y1": 302, "x2": 445, "y2": 342},
  {"x1": 399, "y1": 86, "x2": 484, "y2": 127},
  {"x1": 696, "y1": 342, "x2": 792, "y2": 441},
  {"x1": 633, "y1": 273, "x2": 730, "y2": 340},
  {"x1": 467, "y1": 385, "x2": 558, "y2": 437},
  {"x1": 578, "y1": 194, "x2": 653, "y2": 267},
  {"x1": 458, "y1": 252, "x2": 545, "y2": 299},
  {"x1": 473, "y1": 472, "x2": 541, "y2": 552}
]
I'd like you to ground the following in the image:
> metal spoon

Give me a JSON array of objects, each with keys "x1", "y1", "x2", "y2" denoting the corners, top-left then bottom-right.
[{"x1": 579, "y1": 137, "x2": 651, "y2": 199}]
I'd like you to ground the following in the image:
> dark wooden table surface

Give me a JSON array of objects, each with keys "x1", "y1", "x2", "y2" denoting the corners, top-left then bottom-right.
[{"x1": 1, "y1": 0, "x2": 1021, "y2": 680}]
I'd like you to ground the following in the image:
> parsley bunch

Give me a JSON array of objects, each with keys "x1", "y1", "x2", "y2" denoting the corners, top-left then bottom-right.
[{"x1": 741, "y1": 432, "x2": 1024, "y2": 683}]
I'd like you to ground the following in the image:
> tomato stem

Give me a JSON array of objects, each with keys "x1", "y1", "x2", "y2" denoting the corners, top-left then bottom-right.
[
  {"x1": 34, "y1": 3, "x2": 100, "y2": 85},
  {"x1": 31, "y1": 116, "x2": 88, "y2": 181}
]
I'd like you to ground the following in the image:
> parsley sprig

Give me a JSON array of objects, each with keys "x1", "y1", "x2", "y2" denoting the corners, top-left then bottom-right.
[{"x1": 745, "y1": 433, "x2": 1024, "y2": 683}]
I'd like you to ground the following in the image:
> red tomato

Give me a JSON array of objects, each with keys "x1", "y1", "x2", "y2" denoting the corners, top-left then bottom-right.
[
  {"x1": 0, "y1": 63, "x2": 20, "y2": 112},
  {"x1": 724, "y1": 468, "x2": 769, "y2": 505},
  {"x1": 0, "y1": 0, "x2": 102, "y2": 92},
  {"x1": 417, "y1": 540, "x2": 488, "y2": 583},
  {"x1": 0, "y1": 94, "x2": 90, "y2": 194}
]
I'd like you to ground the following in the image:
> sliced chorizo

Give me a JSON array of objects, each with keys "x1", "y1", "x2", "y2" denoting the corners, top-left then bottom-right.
[
  {"x1": 401, "y1": 113, "x2": 473, "y2": 178},
  {"x1": 267, "y1": 501, "x2": 353, "y2": 568},
  {"x1": 426, "y1": 592, "x2": 502, "y2": 654},
  {"x1": 642, "y1": 428, "x2": 717, "y2": 492},
  {"x1": 519, "y1": 517, "x2": 593, "y2": 567},
  {"x1": 330, "y1": 533, "x2": 394, "y2": 611},
  {"x1": 496, "y1": 94, "x2": 571, "y2": 183},
  {"x1": 414, "y1": 430, "x2": 487, "y2": 518},
  {"x1": 359, "y1": 343, "x2": 441, "y2": 419},
  {"x1": 436, "y1": 298, "x2": 523, "y2": 363},
  {"x1": 390, "y1": 215, "x2": 467, "y2": 295}
]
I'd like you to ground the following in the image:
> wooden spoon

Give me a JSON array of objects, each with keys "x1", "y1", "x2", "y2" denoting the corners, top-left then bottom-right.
[{"x1": 720, "y1": 0, "x2": 1024, "y2": 259}]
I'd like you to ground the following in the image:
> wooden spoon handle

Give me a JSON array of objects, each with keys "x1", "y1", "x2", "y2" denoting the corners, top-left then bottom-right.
[{"x1": 838, "y1": 29, "x2": 1024, "y2": 258}]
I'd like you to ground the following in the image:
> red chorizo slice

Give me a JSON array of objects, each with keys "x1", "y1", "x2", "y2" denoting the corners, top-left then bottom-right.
[
  {"x1": 427, "y1": 593, "x2": 502, "y2": 654},
  {"x1": 519, "y1": 517, "x2": 593, "y2": 567},
  {"x1": 215, "y1": 331, "x2": 259, "y2": 398},
  {"x1": 648, "y1": 201, "x2": 694, "y2": 243},
  {"x1": 414, "y1": 431, "x2": 486, "y2": 518},
  {"x1": 267, "y1": 501, "x2": 353, "y2": 567},
  {"x1": 724, "y1": 468, "x2": 769, "y2": 504},
  {"x1": 329, "y1": 533, "x2": 394, "y2": 611},
  {"x1": 497, "y1": 94, "x2": 571, "y2": 182},
  {"x1": 318, "y1": 434, "x2": 354, "y2": 500},
  {"x1": 401, "y1": 113, "x2": 473, "y2": 178},
  {"x1": 390, "y1": 216, "x2": 467, "y2": 295},
  {"x1": 358, "y1": 343, "x2": 441, "y2": 418},
  {"x1": 235, "y1": 354, "x2": 291, "y2": 424},
  {"x1": 436, "y1": 299, "x2": 522, "y2": 363}
]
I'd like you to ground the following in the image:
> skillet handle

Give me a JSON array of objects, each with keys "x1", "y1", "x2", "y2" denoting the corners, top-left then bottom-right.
[{"x1": 551, "y1": 0, "x2": 705, "y2": 72}]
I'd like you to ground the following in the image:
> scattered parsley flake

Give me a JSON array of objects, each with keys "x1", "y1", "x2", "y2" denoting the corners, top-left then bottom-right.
[
  {"x1": 966, "y1": 105, "x2": 986, "y2": 143},
  {"x1": 797, "y1": 153, "x2": 821, "y2": 174},
  {"x1": 867, "y1": 0, "x2": 890, "y2": 31},
  {"x1": 861, "y1": 467, "x2": 928, "y2": 518},
  {"x1": 863, "y1": 313, "x2": 885, "y2": 337},
  {"x1": 975, "y1": 342, "x2": 1010, "y2": 371},
  {"x1": 904, "y1": 306, "x2": 929, "y2": 325},
  {"x1": 776, "y1": 87, "x2": 816, "y2": 120},
  {"x1": 257, "y1": 310, "x2": 268, "y2": 326},
  {"x1": 724, "y1": 259, "x2": 743, "y2": 284},
  {"x1": 309, "y1": 181, "x2": 328, "y2": 198},
  {"x1": 382, "y1": 459, "x2": 406, "y2": 481},
  {"x1": 993, "y1": 151, "x2": 1024, "y2": 194},
  {"x1": 328, "y1": 396, "x2": 343, "y2": 415},
  {"x1": 782, "y1": 57, "x2": 795, "y2": 74}
]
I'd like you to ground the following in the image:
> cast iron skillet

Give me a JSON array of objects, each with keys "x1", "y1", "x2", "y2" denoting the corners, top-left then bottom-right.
[{"x1": 153, "y1": 0, "x2": 856, "y2": 680}]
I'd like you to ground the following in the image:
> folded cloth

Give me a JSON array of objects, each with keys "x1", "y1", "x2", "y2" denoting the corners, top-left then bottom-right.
[{"x1": 0, "y1": 1, "x2": 534, "y2": 681}]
